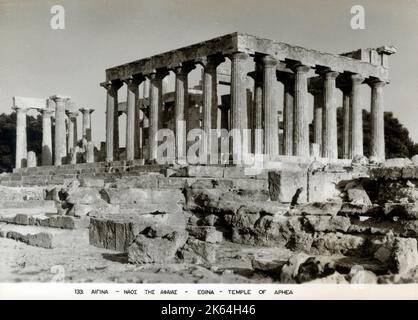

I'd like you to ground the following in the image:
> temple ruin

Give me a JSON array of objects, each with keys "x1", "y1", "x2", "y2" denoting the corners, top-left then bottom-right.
[{"x1": 4, "y1": 34, "x2": 418, "y2": 285}]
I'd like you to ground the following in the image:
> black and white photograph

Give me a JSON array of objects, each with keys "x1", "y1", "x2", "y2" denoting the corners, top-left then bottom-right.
[{"x1": 0, "y1": 0, "x2": 417, "y2": 301}]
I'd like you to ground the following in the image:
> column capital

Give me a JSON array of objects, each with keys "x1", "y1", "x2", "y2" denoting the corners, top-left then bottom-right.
[
  {"x1": 123, "y1": 75, "x2": 144, "y2": 88},
  {"x1": 291, "y1": 64, "x2": 311, "y2": 74},
  {"x1": 262, "y1": 55, "x2": 278, "y2": 68},
  {"x1": 50, "y1": 95, "x2": 71, "y2": 103},
  {"x1": 65, "y1": 110, "x2": 79, "y2": 119},
  {"x1": 197, "y1": 54, "x2": 225, "y2": 70},
  {"x1": 79, "y1": 107, "x2": 94, "y2": 114},
  {"x1": 146, "y1": 68, "x2": 169, "y2": 81},
  {"x1": 100, "y1": 80, "x2": 123, "y2": 92},
  {"x1": 173, "y1": 62, "x2": 195, "y2": 75},
  {"x1": 41, "y1": 108, "x2": 55, "y2": 117},
  {"x1": 229, "y1": 52, "x2": 249, "y2": 61},
  {"x1": 368, "y1": 78, "x2": 386, "y2": 88},
  {"x1": 12, "y1": 106, "x2": 28, "y2": 113},
  {"x1": 351, "y1": 74, "x2": 365, "y2": 84},
  {"x1": 320, "y1": 70, "x2": 339, "y2": 80}
]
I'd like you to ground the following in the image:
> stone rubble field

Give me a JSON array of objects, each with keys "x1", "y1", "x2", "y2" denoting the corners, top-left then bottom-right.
[{"x1": 1, "y1": 157, "x2": 418, "y2": 284}]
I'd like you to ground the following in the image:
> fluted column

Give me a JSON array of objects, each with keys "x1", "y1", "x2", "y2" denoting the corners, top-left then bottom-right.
[
  {"x1": 230, "y1": 52, "x2": 249, "y2": 162},
  {"x1": 41, "y1": 108, "x2": 54, "y2": 166},
  {"x1": 281, "y1": 76, "x2": 295, "y2": 156},
  {"x1": 293, "y1": 65, "x2": 311, "y2": 157},
  {"x1": 262, "y1": 55, "x2": 279, "y2": 155},
  {"x1": 66, "y1": 110, "x2": 78, "y2": 155},
  {"x1": 147, "y1": 70, "x2": 168, "y2": 162},
  {"x1": 311, "y1": 90, "x2": 323, "y2": 152},
  {"x1": 80, "y1": 107, "x2": 94, "y2": 143},
  {"x1": 51, "y1": 95, "x2": 70, "y2": 165},
  {"x1": 322, "y1": 71, "x2": 339, "y2": 159},
  {"x1": 174, "y1": 63, "x2": 194, "y2": 161},
  {"x1": 101, "y1": 81, "x2": 122, "y2": 162},
  {"x1": 124, "y1": 76, "x2": 142, "y2": 161},
  {"x1": 369, "y1": 79, "x2": 386, "y2": 160},
  {"x1": 14, "y1": 106, "x2": 27, "y2": 169},
  {"x1": 350, "y1": 74, "x2": 365, "y2": 158},
  {"x1": 341, "y1": 86, "x2": 351, "y2": 159},
  {"x1": 250, "y1": 60, "x2": 263, "y2": 154},
  {"x1": 201, "y1": 55, "x2": 224, "y2": 159}
]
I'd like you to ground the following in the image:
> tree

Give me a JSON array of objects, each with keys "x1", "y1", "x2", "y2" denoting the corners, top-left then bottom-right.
[{"x1": 0, "y1": 112, "x2": 44, "y2": 173}]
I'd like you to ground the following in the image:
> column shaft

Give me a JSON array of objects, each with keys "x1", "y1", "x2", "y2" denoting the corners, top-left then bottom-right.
[
  {"x1": 14, "y1": 107, "x2": 27, "y2": 169},
  {"x1": 263, "y1": 55, "x2": 279, "y2": 155},
  {"x1": 342, "y1": 88, "x2": 351, "y2": 159},
  {"x1": 293, "y1": 65, "x2": 311, "y2": 157},
  {"x1": 41, "y1": 109, "x2": 53, "y2": 166},
  {"x1": 322, "y1": 71, "x2": 339, "y2": 158},
  {"x1": 52, "y1": 96, "x2": 69, "y2": 165},
  {"x1": 313, "y1": 93, "x2": 323, "y2": 150},
  {"x1": 125, "y1": 78, "x2": 141, "y2": 161},
  {"x1": 230, "y1": 52, "x2": 249, "y2": 162},
  {"x1": 350, "y1": 74, "x2": 365, "y2": 158},
  {"x1": 370, "y1": 80, "x2": 386, "y2": 160},
  {"x1": 148, "y1": 72, "x2": 165, "y2": 161},
  {"x1": 283, "y1": 81, "x2": 294, "y2": 156}
]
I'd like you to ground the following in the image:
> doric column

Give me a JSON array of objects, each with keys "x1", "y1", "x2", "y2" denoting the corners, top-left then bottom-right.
[
  {"x1": 311, "y1": 89, "x2": 323, "y2": 153},
  {"x1": 41, "y1": 108, "x2": 54, "y2": 166},
  {"x1": 51, "y1": 95, "x2": 70, "y2": 165},
  {"x1": 280, "y1": 75, "x2": 295, "y2": 156},
  {"x1": 293, "y1": 65, "x2": 311, "y2": 157},
  {"x1": 350, "y1": 74, "x2": 365, "y2": 158},
  {"x1": 174, "y1": 63, "x2": 194, "y2": 161},
  {"x1": 147, "y1": 70, "x2": 168, "y2": 161},
  {"x1": 200, "y1": 55, "x2": 225, "y2": 159},
  {"x1": 341, "y1": 86, "x2": 351, "y2": 159},
  {"x1": 79, "y1": 107, "x2": 94, "y2": 146},
  {"x1": 249, "y1": 59, "x2": 263, "y2": 154},
  {"x1": 14, "y1": 106, "x2": 27, "y2": 169},
  {"x1": 101, "y1": 80, "x2": 122, "y2": 162},
  {"x1": 66, "y1": 110, "x2": 78, "y2": 155},
  {"x1": 262, "y1": 55, "x2": 279, "y2": 155},
  {"x1": 230, "y1": 52, "x2": 249, "y2": 162},
  {"x1": 124, "y1": 76, "x2": 143, "y2": 161},
  {"x1": 321, "y1": 70, "x2": 339, "y2": 159},
  {"x1": 369, "y1": 79, "x2": 386, "y2": 160}
]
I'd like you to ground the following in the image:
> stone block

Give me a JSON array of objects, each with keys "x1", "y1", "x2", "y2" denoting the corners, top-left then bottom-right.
[
  {"x1": 289, "y1": 202, "x2": 342, "y2": 216},
  {"x1": 182, "y1": 238, "x2": 217, "y2": 264},
  {"x1": 186, "y1": 226, "x2": 223, "y2": 243},
  {"x1": 308, "y1": 171, "x2": 353, "y2": 202},
  {"x1": 303, "y1": 215, "x2": 351, "y2": 233},
  {"x1": 187, "y1": 165, "x2": 224, "y2": 178},
  {"x1": 268, "y1": 170, "x2": 308, "y2": 203}
]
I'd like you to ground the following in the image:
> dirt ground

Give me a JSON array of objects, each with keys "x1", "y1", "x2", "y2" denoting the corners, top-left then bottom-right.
[{"x1": 0, "y1": 237, "x2": 294, "y2": 283}]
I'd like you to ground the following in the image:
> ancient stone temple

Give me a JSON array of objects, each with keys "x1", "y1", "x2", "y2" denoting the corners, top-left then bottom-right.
[{"x1": 100, "y1": 32, "x2": 396, "y2": 166}]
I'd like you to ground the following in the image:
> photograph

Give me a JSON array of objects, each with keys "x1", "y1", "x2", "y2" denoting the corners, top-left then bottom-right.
[{"x1": 0, "y1": 0, "x2": 417, "y2": 303}]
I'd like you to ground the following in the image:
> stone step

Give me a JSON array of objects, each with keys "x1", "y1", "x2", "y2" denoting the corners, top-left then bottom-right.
[
  {"x1": 0, "y1": 200, "x2": 57, "y2": 215},
  {"x1": 0, "y1": 213, "x2": 89, "y2": 230},
  {"x1": 0, "y1": 223, "x2": 88, "y2": 249}
]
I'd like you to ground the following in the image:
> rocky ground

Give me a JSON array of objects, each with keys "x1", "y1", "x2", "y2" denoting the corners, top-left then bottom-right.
[{"x1": 1, "y1": 157, "x2": 418, "y2": 284}]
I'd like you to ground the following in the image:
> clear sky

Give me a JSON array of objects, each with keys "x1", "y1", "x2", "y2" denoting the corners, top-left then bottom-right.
[{"x1": 0, "y1": 0, "x2": 417, "y2": 145}]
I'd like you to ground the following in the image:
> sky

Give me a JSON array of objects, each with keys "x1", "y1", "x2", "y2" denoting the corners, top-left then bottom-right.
[{"x1": 0, "y1": 0, "x2": 417, "y2": 146}]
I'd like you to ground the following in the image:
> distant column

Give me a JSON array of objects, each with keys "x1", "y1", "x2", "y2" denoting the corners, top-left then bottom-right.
[
  {"x1": 79, "y1": 107, "x2": 94, "y2": 143},
  {"x1": 280, "y1": 75, "x2": 295, "y2": 156},
  {"x1": 14, "y1": 106, "x2": 27, "y2": 169},
  {"x1": 322, "y1": 70, "x2": 339, "y2": 159},
  {"x1": 262, "y1": 55, "x2": 279, "y2": 156},
  {"x1": 174, "y1": 63, "x2": 194, "y2": 162},
  {"x1": 350, "y1": 74, "x2": 365, "y2": 158},
  {"x1": 66, "y1": 110, "x2": 78, "y2": 156},
  {"x1": 124, "y1": 76, "x2": 143, "y2": 161},
  {"x1": 101, "y1": 80, "x2": 122, "y2": 162},
  {"x1": 230, "y1": 52, "x2": 249, "y2": 162},
  {"x1": 341, "y1": 86, "x2": 351, "y2": 159},
  {"x1": 293, "y1": 65, "x2": 311, "y2": 157},
  {"x1": 41, "y1": 108, "x2": 54, "y2": 166},
  {"x1": 369, "y1": 79, "x2": 386, "y2": 160},
  {"x1": 51, "y1": 95, "x2": 70, "y2": 165},
  {"x1": 311, "y1": 89, "x2": 323, "y2": 153}
]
